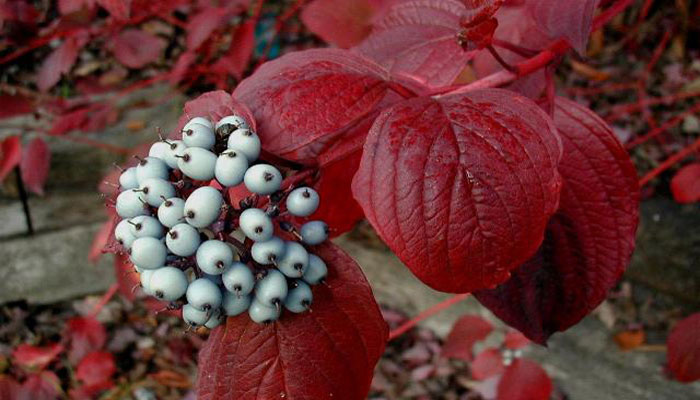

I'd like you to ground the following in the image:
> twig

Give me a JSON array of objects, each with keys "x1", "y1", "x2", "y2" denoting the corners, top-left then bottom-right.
[
  {"x1": 90, "y1": 283, "x2": 120, "y2": 318},
  {"x1": 606, "y1": 91, "x2": 700, "y2": 123},
  {"x1": 388, "y1": 293, "x2": 470, "y2": 341},
  {"x1": 626, "y1": 102, "x2": 700, "y2": 149},
  {"x1": 639, "y1": 136, "x2": 700, "y2": 187},
  {"x1": 15, "y1": 168, "x2": 34, "y2": 236}
]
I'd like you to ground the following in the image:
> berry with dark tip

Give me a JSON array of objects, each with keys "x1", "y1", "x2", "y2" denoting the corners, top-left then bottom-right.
[
  {"x1": 166, "y1": 223, "x2": 201, "y2": 257},
  {"x1": 116, "y1": 189, "x2": 149, "y2": 219},
  {"x1": 138, "y1": 178, "x2": 175, "y2": 207},
  {"x1": 130, "y1": 237, "x2": 167, "y2": 269},
  {"x1": 128, "y1": 215, "x2": 164, "y2": 238},
  {"x1": 300, "y1": 221, "x2": 329, "y2": 245},
  {"x1": 243, "y1": 164, "x2": 282, "y2": 195},
  {"x1": 227, "y1": 128, "x2": 261, "y2": 162},
  {"x1": 163, "y1": 140, "x2": 186, "y2": 169},
  {"x1": 248, "y1": 298, "x2": 281, "y2": 323},
  {"x1": 216, "y1": 115, "x2": 249, "y2": 136},
  {"x1": 157, "y1": 197, "x2": 185, "y2": 228},
  {"x1": 184, "y1": 186, "x2": 223, "y2": 228},
  {"x1": 303, "y1": 254, "x2": 328, "y2": 285},
  {"x1": 184, "y1": 116, "x2": 213, "y2": 130},
  {"x1": 136, "y1": 157, "x2": 169, "y2": 184},
  {"x1": 214, "y1": 150, "x2": 248, "y2": 187},
  {"x1": 186, "y1": 278, "x2": 223, "y2": 311},
  {"x1": 222, "y1": 262, "x2": 255, "y2": 296},
  {"x1": 238, "y1": 208, "x2": 273, "y2": 242},
  {"x1": 150, "y1": 266, "x2": 188, "y2": 301},
  {"x1": 119, "y1": 167, "x2": 139, "y2": 190},
  {"x1": 182, "y1": 303, "x2": 210, "y2": 327},
  {"x1": 196, "y1": 240, "x2": 234, "y2": 275},
  {"x1": 177, "y1": 147, "x2": 217, "y2": 181},
  {"x1": 114, "y1": 219, "x2": 137, "y2": 249},
  {"x1": 284, "y1": 281, "x2": 313, "y2": 313},
  {"x1": 251, "y1": 236, "x2": 286, "y2": 265},
  {"x1": 204, "y1": 308, "x2": 223, "y2": 329},
  {"x1": 254, "y1": 269, "x2": 288, "y2": 308},
  {"x1": 286, "y1": 187, "x2": 320, "y2": 217},
  {"x1": 277, "y1": 241, "x2": 309, "y2": 278},
  {"x1": 183, "y1": 122, "x2": 216, "y2": 150},
  {"x1": 149, "y1": 141, "x2": 170, "y2": 160},
  {"x1": 139, "y1": 269, "x2": 156, "y2": 296}
]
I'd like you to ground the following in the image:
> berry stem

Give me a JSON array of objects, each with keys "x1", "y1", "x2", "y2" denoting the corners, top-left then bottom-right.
[{"x1": 388, "y1": 293, "x2": 470, "y2": 341}]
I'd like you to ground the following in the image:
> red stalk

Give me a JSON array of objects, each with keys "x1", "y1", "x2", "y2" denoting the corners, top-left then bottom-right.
[
  {"x1": 626, "y1": 102, "x2": 700, "y2": 149},
  {"x1": 388, "y1": 293, "x2": 470, "y2": 341},
  {"x1": 639, "y1": 137, "x2": 700, "y2": 187}
]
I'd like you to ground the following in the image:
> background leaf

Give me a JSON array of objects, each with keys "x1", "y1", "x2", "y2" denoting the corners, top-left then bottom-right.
[
  {"x1": 666, "y1": 313, "x2": 700, "y2": 382},
  {"x1": 670, "y1": 163, "x2": 700, "y2": 204},
  {"x1": 111, "y1": 29, "x2": 166, "y2": 69},
  {"x1": 302, "y1": 0, "x2": 395, "y2": 48},
  {"x1": 196, "y1": 242, "x2": 387, "y2": 400},
  {"x1": 352, "y1": 89, "x2": 562, "y2": 293},
  {"x1": 0, "y1": 136, "x2": 22, "y2": 183},
  {"x1": 36, "y1": 33, "x2": 87, "y2": 92},
  {"x1": 441, "y1": 315, "x2": 493, "y2": 361},
  {"x1": 526, "y1": 0, "x2": 598, "y2": 54},
  {"x1": 496, "y1": 359, "x2": 552, "y2": 400},
  {"x1": 20, "y1": 137, "x2": 50, "y2": 195},
  {"x1": 475, "y1": 98, "x2": 639, "y2": 344}
]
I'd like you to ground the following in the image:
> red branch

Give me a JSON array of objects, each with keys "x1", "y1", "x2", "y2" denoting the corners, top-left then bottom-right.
[
  {"x1": 639, "y1": 137, "x2": 700, "y2": 187},
  {"x1": 90, "y1": 283, "x2": 119, "y2": 318},
  {"x1": 626, "y1": 102, "x2": 700, "y2": 149},
  {"x1": 388, "y1": 294, "x2": 470, "y2": 341}
]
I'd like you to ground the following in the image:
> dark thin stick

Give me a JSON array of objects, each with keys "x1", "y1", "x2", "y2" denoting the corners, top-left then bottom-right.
[{"x1": 15, "y1": 167, "x2": 34, "y2": 235}]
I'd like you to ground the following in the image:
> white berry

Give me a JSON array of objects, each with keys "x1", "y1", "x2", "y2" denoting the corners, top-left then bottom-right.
[
  {"x1": 216, "y1": 115, "x2": 250, "y2": 134},
  {"x1": 150, "y1": 266, "x2": 188, "y2": 301},
  {"x1": 138, "y1": 178, "x2": 175, "y2": 207},
  {"x1": 184, "y1": 116, "x2": 213, "y2": 130},
  {"x1": 157, "y1": 197, "x2": 185, "y2": 228},
  {"x1": 239, "y1": 208, "x2": 273, "y2": 242},
  {"x1": 286, "y1": 187, "x2": 319, "y2": 217},
  {"x1": 114, "y1": 219, "x2": 137, "y2": 249},
  {"x1": 254, "y1": 269, "x2": 288, "y2": 307},
  {"x1": 119, "y1": 167, "x2": 139, "y2": 190},
  {"x1": 204, "y1": 308, "x2": 223, "y2": 329},
  {"x1": 222, "y1": 292, "x2": 251, "y2": 316},
  {"x1": 163, "y1": 140, "x2": 186, "y2": 169},
  {"x1": 215, "y1": 150, "x2": 248, "y2": 187},
  {"x1": 300, "y1": 221, "x2": 329, "y2": 245},
  {"x1": 196, "y1": 240, "x2": 234, "y2": 275},
  {"x1": 222, "y1": 262, "x2": 255, "y2": 296},
  {"x1": 183, "y1": 122, "x2": 216, "y2": 150},
  {"x1": 251, "y1": 236, "x2": 286, "y2": 265},
  {"x1": 166, "y1": 223, "x2": 201, "y2": 257},
  {"x1": 243, "y1": 164, "x2": 282, "y2": 195},
  {"x1": 116, "y1": 189, "x2": 149, "y2": 219},
  {"x1": 186, "y1": 278, "x2": 222, "y2": 311},
  {"x1": 248, "y1": 298, "x2": 280, "y2": 323},
  {"x1": 277, "y1": 241, "x2": 309, "y2": 278},
  {"x1": 178, "y1": 147, "x2": 217, "y2": 181},
  {"x1": 182, "y1": 304, "x2": 210, "y2": 327},
  {"x1": 140, "y1": 269, "x2": 156, "y2": 296},
  {"x1": 284, "y1": 281, "x2": 313, "y2": 313},
  {"x1": 136, "y1": 157, "x2": 169, "y2": 184},
  {"x1": 128, "y1": 216, "x2": 164, "y2": 238},
  {"x1": 184, "y1": 186, "x2": 223, "y2": 228},
  {"x1": 227, "y1": 129, "x2": 261, "y2": 162},
  {"x1": 303, "y1": 254, "x2": 328, "y2": 285},
  {"x1": 149, "y1": 141, "x2": 170, "y2": 160},
  {"x1": 130, "y1": 237, "x2": 167, "y2": 269}
]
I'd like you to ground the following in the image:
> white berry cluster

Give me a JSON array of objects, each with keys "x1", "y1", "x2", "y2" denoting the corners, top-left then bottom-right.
[{"x1": 111, "y1": 115, "x2": 330, "y2": 328}]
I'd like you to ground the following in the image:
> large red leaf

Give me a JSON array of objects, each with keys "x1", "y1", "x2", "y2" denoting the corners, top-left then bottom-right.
[
  {"x1": 301, "y1": 0, "x2": 396, "y2": 48},
  {"x1": 352, "y1": 89, "x2": 562, "y2": 293},
  {"x1": 76, "y1": 351, "x2": 116, "y2": 386},
  {"x1": 0, "y1": 94, "x2": 33, "y2": 119},
  {"x1": 64, "y1": 316, "x2": 107, "y2": 364},
  {"x1": 670, "y1": 163, "x2": 700, "y2": 204},
  {"x1": 234, "y1": 49, "x2": 394, "y2": 163},
  {"x1": 36, "y1": 33, "x2": 88, "y2": 92},
  {"x1": 20, "y1": 137, "x2": 50, "y2": 195},
  {"x1": 11, "y1": 343, "x2": 63, "y2": 371},
  {"x1": 354, "y1": 0, "x2": 476, "y2": 87},
  {"x1": 18, "y1": 371, "x2": 61, "y2": 400},
  {"x1": 441, "y1": 315, "x2": 493, "y2": 361},
  {"x1": 0, "y1": 135, "x2": 22, "y2": 183},
  {"x1": 525, "y1": 0, "x2": 598, "y2": 54},
  {"x1": 496, "y1": 359, "x2": 552, "y2": 400},
  {"x1": 111, "y1": 29, "x2": 166, "y2": 69},
  {"x1": 196, "y1": 242, "x2": 387, "y2": 400},
  {"x1": 475, "y1": 98, "x2": 639, "y2": 344},
  {"x1": 667, "y1": 313, "x2": 700, "y2": 382}
]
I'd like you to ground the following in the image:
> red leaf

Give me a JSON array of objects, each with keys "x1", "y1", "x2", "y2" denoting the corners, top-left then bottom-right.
[
  {"x1": 68, "y1": 381, "x2": 114, "y2": 400},
  {"x1": 11, "y1": 343, "x2": 63, "y2": 371},
  {"x1": 355, "y1": 0, "x2": 476, "y2": 87},
  {"x1": 196, "y1": 242, "x2": 388, "y2": 400},
  {"x1": 169, "y1": 51, "x2": 197, "y2": 85},
  {"x1": 457, "y1": 0, "x2": 504, "y2": 51},
  {"x1": 58, "y1": 0, "x2": 94, "y2": 15},
  {"x1": 210, "y1": 20, "x2": 255, "y2": 80},
  {"x1": 667, "y1": 313, "x2": 700, "y2": 382},
  {"x1": 526, "y1": 0, "x2": 598, "y2": 54},
  {"x1": 0, "y1": 94, "x2": 33, "y2": 119},
  {"x1": 471, "y1": 348, "x2": 505, "y2": 380},
  {"x1": 475, "y1": 98, "x2": 639, "y2": 344},
  {"x1": 49, "y1": 107, "x2": 90, "y2": 135},
  {"x1": 20, "y1": 138, "x2": 50, "y2": 195},
  {"x1": 89, "y1": 216, "x2": 117, "y2": 263},
  {"x1": 0, "y1": 136, "x2": 22, "y2": 183},
  {"x1": 111, "y1": 29, "x2": 166, "y2": 69},
  {"x1": 114, "y1": 253, "x2": 139, "y2": 301},
  {"x1": 172, "y1": 91, "x2": 256, "y2": 138},
  {"x1": 76, "y1": 351, "x2": 116, "y2": 386},
  {"x1": 503, "y1": 331, "x2": 530, "y2": 349},
  {"x1": 497, "y1": 359, "x2": 552, "y2": 400},
  {"x1": 186, "y1": 7, "x2": 226, "y2": 50},
  {"x1": 352, "y1": 90, "x2": 563, "y2": 293},
  {"x1": 96, "y1": 0, "x2": 130, "y2": 20},
  {"x1": 64, "y1": 316, "x2": 107, "y2": 364},
  {"x1": 18, "y1": 371, "x2": 61, "y2": 400},
  {"x1": 671, "y1": 163, "x2": 700, "y2": 204},
  {"x1": 441, "y1": 315, "x2": 493, "y2": 361},
  {"x1": 36, "y1": 33, "x2": 88, "y2": 92},
  {"x1": 312, "y1": 153, "x2": 366, "y2": 235},
  {"x1": 234, "y1": 48, "x2": 394, "y2": 162},
  {"x1": 302, "y1": 0, "x2": 395, "y2": 48},
  {"x1": 0, "y1": 375, "x2": 21, "y2": 399}
]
